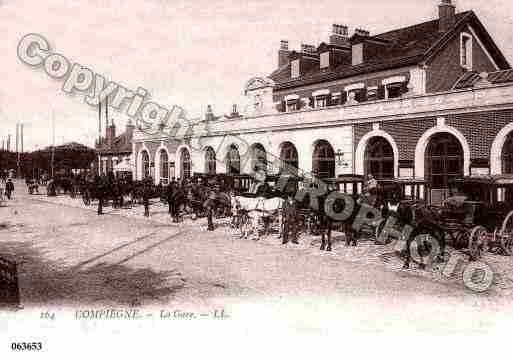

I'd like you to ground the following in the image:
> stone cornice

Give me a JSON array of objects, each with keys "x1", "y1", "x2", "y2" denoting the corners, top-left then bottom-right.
[{"x1": 135, "y1": 83, "x2": 513, "y2": 141}]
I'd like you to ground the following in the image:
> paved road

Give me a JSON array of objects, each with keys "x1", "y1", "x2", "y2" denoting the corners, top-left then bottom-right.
[{"x1": 1, "y1": 182, "x2": 512, "y2": 332}]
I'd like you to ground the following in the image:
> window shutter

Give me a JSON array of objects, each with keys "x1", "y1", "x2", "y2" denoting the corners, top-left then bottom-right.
[
  {"x1": 309, "y1": 97, "x2": 314, "y2": 108},
  {"x1": 377, "y1": 85, "x2": 386, "y2": 99},
  {"x1": 326, "y1": 94, "x2": 332, "y2": 106},
  {"x1": 296, "y1": 99, "x2": 302, "y2": 110},
  {"x1": 281, "y1": 100, "x2": 286, "y2": 112}
]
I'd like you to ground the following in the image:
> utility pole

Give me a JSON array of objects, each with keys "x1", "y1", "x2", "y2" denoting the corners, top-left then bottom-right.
[
  {"x1": 16, "y1": 123, "x2": 20, "y2": 178},
  {"x1": 51, "y1": 110, "x2": 55, "y2": 178},
  {"x1": 7, "y1": 134, "x2": 11, "y2": 152}
]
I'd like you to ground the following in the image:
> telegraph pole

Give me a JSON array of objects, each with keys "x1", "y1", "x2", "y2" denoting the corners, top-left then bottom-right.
[
  {"x1": 16, "y1": 123, "x2": 20, "y2": 178},
  {"x1": 51, "y1": 110, "x2": 55, "y2": 178}
]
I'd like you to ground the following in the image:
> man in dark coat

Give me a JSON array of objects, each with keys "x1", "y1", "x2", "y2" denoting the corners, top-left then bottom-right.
[
  {"x1": 5, "y1": 178, "x2": 14, "y2": 200},
  {"x1": 282, "y1": 194, "x2": 299, "y2": 244},
  {"x1": 166, "y1": 180, "x2": 176, "y2": 216},
  {"x1": 142, "y1": 178, "x2": 151, "y2": 217},
  {"x1": 97, "y1": 174, "x2": 108, "y2": 215}
]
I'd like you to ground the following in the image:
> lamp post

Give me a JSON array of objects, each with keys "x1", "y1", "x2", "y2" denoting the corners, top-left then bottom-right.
[{"x1": 335, "y1": 149, "x2": 348, "y2": 167}]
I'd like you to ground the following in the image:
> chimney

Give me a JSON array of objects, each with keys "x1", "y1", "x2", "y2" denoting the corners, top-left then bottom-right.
[
  {"x1": 230, "y1": 104, "x2": 239, "y2": 117},
  {"x1": 125, "y1": 118, "x2": 135, "y2": 141},
  {"x1": 106, "y1": 118, "x2": 116, "y2": 147},
  {"x1": 278, "y1": 40, "x2": 290, "y2": 68},
  {"x1": 354, "y1": 28, "x2": 370, "y2": 37},
  {"x1": 330, "y1": 24, "x2": 349, "y2": 47},
  {"x1": 439, "y1": 0, "x2": 456, "y2": 32},
  {"x1": 301, "y1": 44, "x2": 317, "y2": 55},
  {"x1": 205, "y1": 104, "x2": 214, "y2": 122}
]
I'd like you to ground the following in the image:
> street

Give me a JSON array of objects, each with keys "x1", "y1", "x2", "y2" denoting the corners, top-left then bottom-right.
[{"x1": 2, "y1": 180, "x2": 513, "y2": 332}]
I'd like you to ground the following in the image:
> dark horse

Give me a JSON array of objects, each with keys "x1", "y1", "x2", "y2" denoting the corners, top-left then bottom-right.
[
  {"x1": 293, "y1": 186, "x2": 383, "y2": 251},
  {"x1": 203, "y1": 187, "x2": 233, "y2": 231}
]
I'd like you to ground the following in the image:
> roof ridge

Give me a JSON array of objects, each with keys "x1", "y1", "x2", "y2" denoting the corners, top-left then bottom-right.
[{"x1": 373, "y1": 10, "x2": 472, "y2": 40}]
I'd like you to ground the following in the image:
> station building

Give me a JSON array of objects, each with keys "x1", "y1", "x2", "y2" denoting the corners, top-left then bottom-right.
[{"x1": 133, "y1": 0, "x2": 513, "y2": 204}]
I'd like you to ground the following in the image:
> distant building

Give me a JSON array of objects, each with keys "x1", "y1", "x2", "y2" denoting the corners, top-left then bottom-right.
[{"x1": 96, "y1": 119, "x2": 135, "y2": 176}]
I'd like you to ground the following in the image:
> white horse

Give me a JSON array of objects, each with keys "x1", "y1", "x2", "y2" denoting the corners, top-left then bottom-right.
[{"x1": 233, "y1": 196, "x2": 284, "y2": 240}]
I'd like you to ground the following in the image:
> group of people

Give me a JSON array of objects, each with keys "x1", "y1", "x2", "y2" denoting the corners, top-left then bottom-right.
[{"x1": 1, "y1": 177, "x2": 15, "y2": 201}]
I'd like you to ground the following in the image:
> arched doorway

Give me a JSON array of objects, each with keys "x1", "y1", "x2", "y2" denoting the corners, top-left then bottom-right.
[
  {"x1": 502, "y1": 131, "x2": 513, "y2": 174},
  {"x1": 312, "y1": 140, "x2": 335, "y2": 179},
  {"x1": 141, "y1": 150, "x2": 150, "y2": 179},
  {"x1": 364, "y1": 137, "x2": 394, "y2": 179},
  {"x1": 251, "y1": 143, "x2": 267, "y2": 172},
  {"x1": 205, "y1": 147, "x2": 216, "y2": 175},
  {"x1": 226, "y1": 145, "x2": 240, "y2": 175},
  {"x1": 180, "y1": 148, "x2": 191, "y2": 179},
  {"x1": 280, "y1": 142, "x2": 299, "y2": 175},
  {"x1": 159, "y1": 149, "x2": 169, "y2": 184},
  {"x1": 426, "y1": 132, "x2": 463, "y2": 204}
]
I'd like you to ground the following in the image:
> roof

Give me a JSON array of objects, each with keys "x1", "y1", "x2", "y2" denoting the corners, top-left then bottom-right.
[
  {"x1": 42, "y1": 142, "x2": 94, "y2": 152},
  {"x1": 452, "y1": 69, "x2": 513, "y2": 89},
  {"x1": 270, "y1": 11, "x2": 510, "y2": 91},
  {"x1": 97, "y1": 131, "x2": 132, "y2": 155}
]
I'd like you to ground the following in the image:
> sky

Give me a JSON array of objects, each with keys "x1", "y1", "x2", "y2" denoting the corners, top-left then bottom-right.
[{"x1": 0, "y1": 0, "x2": 512, "y2": 151}]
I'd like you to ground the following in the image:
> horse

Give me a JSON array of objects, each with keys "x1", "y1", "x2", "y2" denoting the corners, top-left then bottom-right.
[
  {"x1": 233, "y1": 195, "x2": 284, "y2": 240},
  {"x1": 203, "y1": 188, "x2": 233, "y2": 231}
]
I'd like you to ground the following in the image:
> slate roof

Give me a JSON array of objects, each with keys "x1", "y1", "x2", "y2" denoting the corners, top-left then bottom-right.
[
  {"x1": 452, "y1": 69, "x2": 513, "y2": 89},
  {"x1": 270, "y1": 11, "x2": 510, "y2": 91}
]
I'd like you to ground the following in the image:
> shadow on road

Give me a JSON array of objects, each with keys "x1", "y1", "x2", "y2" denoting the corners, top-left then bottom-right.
[{"x1": 0, "y1": 240, "x2": 186, "y2": 308}]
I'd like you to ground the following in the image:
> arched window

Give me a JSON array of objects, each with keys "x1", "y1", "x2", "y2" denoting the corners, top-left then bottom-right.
[
  {"x1": 312, "y1": 140, "x2": 335, "y2": 179},
  {"x1": 251, "y1": 143, "x2": 267, "y2": 172},
  {"x1": 205, "y1": 147, "x2": 216, "y2": 175},
  {"x1": 502, "y1": 131, "x2": 513, "y2": 174},
  {"x1": 280, "y1": 142, "x2": 298, "y2": 175},
  {"x1": 226, "y1": 145, "x2": 240, "y2": 175},
  {"x1": 180, "y1": 148, "x2": 191, "y2": 179},
  {"x1": 159, "y1": 149, "x2": 169, "y2": 184},
  {"x1": 141, "y1": 150, "x2": 150, "y2": 179},
  {"x1": 364, "y1": 137, "x2": 394, "y2": 179},
  {"x1": 426, "y1": 132, "x2": 463, "y2": 204}
]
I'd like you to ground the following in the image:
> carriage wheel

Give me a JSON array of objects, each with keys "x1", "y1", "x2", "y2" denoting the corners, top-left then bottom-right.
[
  {"x1": 499, "y1": 211, "x2": 513, "y2": 256},
  {"x1": 408, "y1": 227, "x2": 441, "y2": 267},
  {"x1": 468, "y1": 226, "x2": 488, "y2": 261}
]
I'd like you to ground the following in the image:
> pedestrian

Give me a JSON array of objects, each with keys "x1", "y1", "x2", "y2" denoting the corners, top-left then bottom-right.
[
  {"x1": 143, "y1": 178, "x2": 151, "y2": 217},
  {"x1": 166, "y1": 180, "x2": 176, "y2": 216},
  {"x1": 97, "y1": 175, "x2": 107, "y2": 215},
  {"x1": 282, "y1": 194, "x2": 298, "y2": 244},
  {"x1": 5, "y1": 178, "x2": 14, "y2": 200}
]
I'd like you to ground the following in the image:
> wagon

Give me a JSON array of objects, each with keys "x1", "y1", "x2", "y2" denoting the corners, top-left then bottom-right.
[{"x1": 441, "y1": 175, "x2": 513, "y2": 258}]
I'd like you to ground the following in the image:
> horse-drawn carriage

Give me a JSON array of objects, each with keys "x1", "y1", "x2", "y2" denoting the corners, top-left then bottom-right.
[{"x1": 437, "y1": 175, "x2": 513, "y2": 258}]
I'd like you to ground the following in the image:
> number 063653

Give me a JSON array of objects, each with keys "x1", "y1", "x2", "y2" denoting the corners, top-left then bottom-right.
[{"x1": 11, "y1": 342, "x2": 42, "y2": 351}]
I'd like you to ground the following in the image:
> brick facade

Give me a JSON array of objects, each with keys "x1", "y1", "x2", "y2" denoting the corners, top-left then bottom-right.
[{"x1": 354, "y1": 108, "x2": 513, "y2": 175}]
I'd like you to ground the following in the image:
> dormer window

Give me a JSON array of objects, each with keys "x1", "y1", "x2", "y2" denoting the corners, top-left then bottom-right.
[
  {"x1": 382, "y1": 76, "x2": 407, "y2": 99},
  {"x1": 320, "y1": 52, "x2": 329, "y2": 69},
  {"x1": 344, "y1": 83, "x2": 366, "y2": 104},
  {"x1": 291, "y1": 59, "x2": 300, "y2": 78},
  {"x1": 331, "y1": 92, "x2": 341, "y2": 106},
  {"x1": 460, "y1": 32, "x2": 472, "y2": 70},
  {"x1": 367, "y1": 86, "x2": 378, "y2": 101},
  {"x1": 284, "y1": 94, "x2": 299, "y2": 112},
  {"x1": 312, "y1": 89, "x2": 330, "y2": 108}
]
